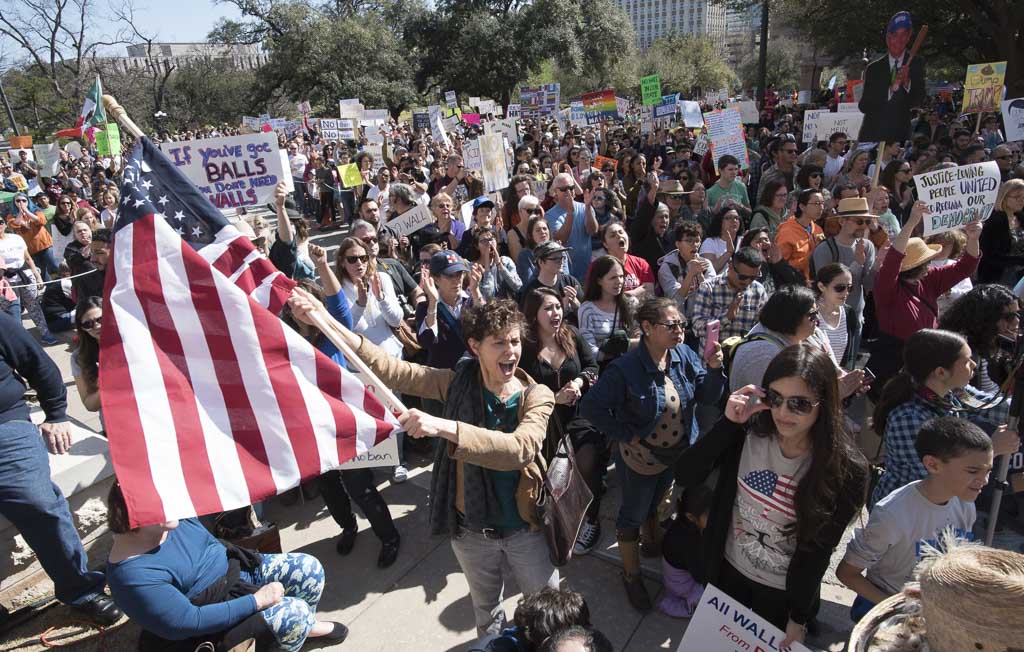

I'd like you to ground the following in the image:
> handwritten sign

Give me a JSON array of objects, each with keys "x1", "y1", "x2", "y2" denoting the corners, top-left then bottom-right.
[
  {"x1": 703, "y1": 108, "x2": 749, "y2": 171},
  {"x1": 385, "y1": 203, "x2": 435, "y2": 237},
  {"x1": 507, "y1": 104, "x2": 521, "y2": 118},
  {"x1": 445, "y1": 90, "x2": 457, "y2": 108},
  {"x1": 479, "y1": 132, "x2": 509, "y2": 193},
  {"x1": 641, "y1": 74, "x2": 662, "y2": 106},
  {"x1": 164, "y1": 133, "x2": 286, "y2": 209},
  {"x1": 915, "y1": 161, "x2": 1000, "y2": 236},
  {"x1": 431, "y1": 112, "x2": 451, "y2": 148},
  {"x1": 1003, "y1": 98, "x2": 1024, "y2": 142},
  {"x1": 837, "y1": 102, "x2": 859, "y2": 112},
  {"x1": 796, "y1": 90, "x2": 812, "y2": 105},
  {"x1": 727, "y1": 101, "x2": 759, "y2": 124},
  {"x1": 339, "y1": 372, "x2": 399, "y2": 469},
  {"x1": 478, "y1": 99, "x2": 496, "y2": 115},
  {"x1": 963, "y1": 61, "x2": 1007, "y2": 114},
  {"x1": 337, "y1": 163, "x2": 363, "y2": 188},
  {"x1": 813, "y1": 111, "x2": 865, "y2": 142},
  {"x1": 32, "y1": 143, "x2": 61, "y2": 177},
  {"x1": 463, "y1": 139, "x2": 482, "y2": 173},
  {"x1": 95, "y1": 124, "x2": 121, "y2": 156},
  {"x1": 653, "y1": 94, "x2": 679, "y2": 119},
  {"x1": 677, "y1": 584, "x2": 811, "y2": 652},
  {"x1": 802, "y1": 109, "x2": 827, "y2": 143},
  {"x1": 680, "y1": 101, "x2": 703, "y2": 128},
  {"x1": 485, "y1": 118, "x2": 519, "y2": 144},
  {"x1": 581, "y1": 89, "x2": 617, "y2": 125},
  {"x1": 569, "y1": 101, "x2": 586, "y2": 127}
]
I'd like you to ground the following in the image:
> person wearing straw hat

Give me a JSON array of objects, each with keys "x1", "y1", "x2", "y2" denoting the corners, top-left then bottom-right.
[{"x1": 866, "y1": 201, "x2": 982, "y2": 400}]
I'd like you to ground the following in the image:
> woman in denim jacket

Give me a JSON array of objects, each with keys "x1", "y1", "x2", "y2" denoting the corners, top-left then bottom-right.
[{"x1": 580, "y1": 297, "x2": 725, "y2": 612}]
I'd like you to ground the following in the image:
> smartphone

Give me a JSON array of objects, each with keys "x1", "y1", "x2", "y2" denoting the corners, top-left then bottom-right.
[
  {"x1": 861, "y1": 367, "x2": 876, "y2": 386},
  {"x1": 704, "y1": 319, "x2": 721, "y2": 362}
]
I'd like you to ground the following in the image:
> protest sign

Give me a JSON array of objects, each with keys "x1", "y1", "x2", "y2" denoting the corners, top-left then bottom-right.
[
  {"x1": 428, "y1": 104, "x2": 442, "y2": 121},
  {"x1": 463, "y1": 138, "x2": 482, "y2": 172},
  {"x1": 677, "y1": 584, "x2": 811, "y2": 652},
  {"x1": 916, "y1": 161, "x2": 1000, "y2": 236},
  {"x1": 726, "y1": 101, "x2": 759, "y2": 124},
  {"x1": 385, "y1": 203, "x2": 434, "y2": 237},
  {"x1": 445, "y1": 90, "x2": 457, "y2": 108},
  {"x1": 412, "y1": 111, "x2": 431, "y2": 133},
  {"x1": 469, "y1": 97, "x2": 481, "y2": 108},
  {"x1": 459, "y1": 198, "x2": 475, "y2": 228},
  {"x1": 6, "y1": 172, "x2": 27, "y2": 191},
  {"x1": 163, "y1": 132, "x2": 286, "y2": 209},
  {"x1": 718, "y1": 88, "x2": 729, "y2": 102},
  {"x1": 479, "y1": 133, "x2": 509, "y2": 193},
  {"x1": 813, "y1": 111, "x2": 865, "y2": 142},
  {"x1": 507, "y1": 104, "x2": 521, "y2": 118},
  {"x1": 641, "y1": 74, "x2": 662, "y2": 106},
  {"x1": 703, "y1": 108, "x2": 748, "y2": 171},
  {"x1": 963, "y1": 61, "x2": 1007, "y2": 114},
  {"x1": 569, "y1": 101, "x2": 586, "y2": 127},
  {"x1": 65, "y1": 141, "x2": 83, "y2": 159},
  {"x1": 581, "y1": 89, "x2": 617, "y2": 125},
  {"x1": 362, "y1": 143, "x2": 384, "y2": 173},
  {"x1": 802, "y1": 109, "x2": 827, "y2": 143},
  {"x1": 1003, "y1": 98, "x2": 1024, "y2": 142},
  {"x1": 9, "y1": 135, "x2": 32, "y2": 149},
  {"x1": 463, "y1": 113, "x2": 481, "y2": 125},
  {"x1": 519, "y1": 84, "x2": 560, "y2": 117},
  {"x1": 838, "y1": 102, "x2": 859, "y2": 113},
  {"x1": 33, "y1": 143, "x2": 62, "y2": 177},
  {"x1": 680, "y1": 101, "x2": 703, "y2": 128},
  {"x1": 95, "y1": 124, "x2": 121, "y2": 156},
  {"x1": 442, "y1": 115, "x2": 460, "y2": 132},
  {"x1": 363, "y1": 108, "x2": 389, "y2": 123},
  {"x1": 797, "y1": 90, "x2": 812, "y2": 105},
  {"x1": 478, "y1": 99, "x2": 496, "y2": 115},
  {"x1": 318, "y1": 118, "x2": 356, "y2": 141},
  {"x1": 339, "y1": 372, "x2": 399, "y2": 470},
  {"x1": 338, "y1": 101, "x2": 364, "y2": 122},
  {"x1": 297, "y1": 100, "x2": 311, "y2": 115},
  {"x1": 242, "y1": 116, "x2": 260, "y2": 130},
  {"x1": 653, "y1": 94, "x2": 678, "y2": 119},
  {"x1": 278, "y1": 151, "x2": 294, "y2": 193},
  {"x1": 337, "y1": 163, "x2": 364, "y2": 188},
  {"x1": 485, "y1": 118, "x2": 519, "y2": 144},
  {"x1": 615, "y1": 96, "x2": 630, "y2": 116},
  {"x1": 431, "y1": 111, "x2": 451, "y2": 148}
]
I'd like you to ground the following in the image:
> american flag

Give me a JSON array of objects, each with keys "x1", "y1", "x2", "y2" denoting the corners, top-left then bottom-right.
[
  {"x1": 739, "y1": 469, "x2": 798, "y2": 520},
  {"x1": 102, "y1": 135, "x2": 398, "y2": 528}
]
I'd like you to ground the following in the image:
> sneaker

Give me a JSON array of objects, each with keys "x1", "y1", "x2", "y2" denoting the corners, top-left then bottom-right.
[
  {"x1": 41, "y1": 334, "x2": 60, "y2": 346},
  {"x1": 392, "y1": 465, "x2": 409, "y2": 484},
  {"x1": 573, "y1": 520, "x2": 601, "y2": 556}
]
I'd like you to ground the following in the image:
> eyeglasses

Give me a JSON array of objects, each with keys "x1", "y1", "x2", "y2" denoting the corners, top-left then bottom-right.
[
  {"x1": 847, "y1": 217, "x2": 875, "y2": 226},
  {"x1": 80, "y1": 317, "x2": 102, "y2": 330},
  {"x1": 345, "y1": 255, "x2": 369, "y2": 264},
  {"x1": 806, "y1": 201, "x2": 826, "y2": 206},
  {"x1": 763, "y1": 387, "x2": 820, "y2": 416},
  {"x1": 360, "y1": 236, "x2": 378, "y2": 244},
  {"x1": 809, "y1": 173, "x2": 822, "y2": 178},
  {"x1": 525, "y1": 207, "x2": 542, "y2": 215},
  {"x1": 655, "y1": 321, "x2": 686, "y2": 332},
  {"x1": 556, "y1": 186, "x2": 574, "y2": 193},
  {"x1": 735, "y1": 271, "x2": 761, "y2": 281},
  {"x1": 830, "y1": 283, "x2": 852, "y2": 293},
  {"x1": 14, "y1": 198, "x2": 26, "y2": 203},
  {"x1": 774, "y1": 192, "x2": 789, "y2": 198}
]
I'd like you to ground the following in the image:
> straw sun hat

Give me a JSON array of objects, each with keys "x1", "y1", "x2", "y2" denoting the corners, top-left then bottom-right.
[
  {"x1": 899, "y1": 238, "x2": 943, "y2": 273},
  {"x1": 849, "y1": 540, "x2": 1024, "y2": 651}
]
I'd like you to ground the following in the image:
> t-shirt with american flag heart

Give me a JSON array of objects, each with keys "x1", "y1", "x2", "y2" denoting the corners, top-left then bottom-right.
[{"x1": 724, "y1": 433, "x2": 810, "y2": 590}]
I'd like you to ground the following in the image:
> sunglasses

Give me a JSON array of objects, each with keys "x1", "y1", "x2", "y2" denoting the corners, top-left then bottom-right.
[
  {"x1": 345, "y1": 255, "x2": 369, "y2": 264},
  {"x1": 556, "y1": 186, "x2": 574, "y2": 193},
  {"x1": 847, "y1": 217, "x2": 874, "y2": 226},
  {"x1": 735, "y1": 271, "x2": 761, "y2": 281},
  {"x1": 360, "y1": 236, "x2": 378, "y2": 244},
  {"x1": 14, "y1": 198, "x2": 27, "y2": 203},
  {"x1": 763, "y1": 387, "x2": 820, "y2": 416},
  {"x1": 830, "y1": 283, "x2": 852, "y2": 293},
  {"x1": 809, "y1": 173, "x2": 822, "y2": 178},
  {"x1": 81, "y1": 317, "x2": 102, "y2": 330},
  {"x1": 525, "y1": 207, "x2": 542, "y2": 215},
  {"x1": 655, "y1": 321, "x2": 686, "y2": 332}
]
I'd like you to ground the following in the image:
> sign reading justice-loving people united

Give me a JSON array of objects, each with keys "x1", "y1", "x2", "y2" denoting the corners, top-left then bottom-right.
[{"x1": 915, "y1": 160, "x2": 1000, "y2": 236}]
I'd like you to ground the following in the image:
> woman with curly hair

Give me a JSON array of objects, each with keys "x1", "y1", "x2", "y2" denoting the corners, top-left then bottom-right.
[{"x1": 938, "y1": 284, "x2": 1020, "y2": 394}]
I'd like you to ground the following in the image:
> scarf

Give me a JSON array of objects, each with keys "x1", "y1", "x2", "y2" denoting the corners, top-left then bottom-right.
[{"x1": 53, "y1": 214, "x2": 73, "y2": 236}]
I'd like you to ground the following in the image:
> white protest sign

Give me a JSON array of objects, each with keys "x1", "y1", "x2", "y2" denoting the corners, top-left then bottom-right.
[
  {"x1": 65, "y1": 141, "x2": 83, "y2": 159},
  {"x1": 297, "y1": 100, "x2": 311, "y2": 115},
  {"x1": 338, "y1": 371, "x2": 400, "y2": 470},
  {"x1": 338, "y1": 101, "x2": 364, "y2": 121},
  {"x1": 680, "y1": 101, "x2": 704, "y2": 128},
  {"x1": 797, "y1": 90, "x2": 812, "y2": 105},
  {"x1": 1002, "y1": 98, "x2": 1024, "y2": 142},
  {"x1": 703, "y1": 107, "x2": 749, "y2": 171},
  {"x1": 569, "y1": 101, "x2": 586, "y2": 127},
  {"x1": 445, "y1": 90, "x2": 457, "y2": 108},
  {"x1": 319, "y1": 118, "x2": 356, "y2": 141},
  {"x1": 162, "y1": 132, "x2": 286, "y2": 209},
  {"x1": 459, "y1": 198, "x2": 474, "y2": 228},
  {"x1": 442, "y1": 115, "x2": 460, "y2": 133},
  {"x1": 430, "y1": 111, "x2": 451, "y2": 148},
  {"x1": 241, "y1": 116, "x2": 260, "y2": 129},
  {"x1": 916, "y1": 160, "x2": 1001, "y2": 236},
  {"x1": 362, "y1": 143, "x2": 384, "y2": 173},
  {"x1": 838, "y1": 102, "x2": 859, "y2": 112},
  {"x1": 802, "y1": 109, "x2": 827, "y2": 143},
  {"x1": 507, "y1": 104, "x2": 521, "y2": 118},
  {"x1": 32, "y1": 143, "x2": 62, "y2": 176},
  {"x1": 718, "y1": 88, "x2": 729, "y2": 102},
  {"x1": 727, "y1": 101, "x2": 759, "y2": 124},
  {"x1": 485, "y1": 118, "x2": 519, "y2": 144},
  {"x1": 616, "y1": 96, "x2": 629, "y2": 116},
  {"x1": 479, "y1": 132, "x2": 509, "y2": 193},
  {"x1": 693, "y1": 133, "x2": 710, "y2": 157},
  {"x1": 278, "y1": 150, "x2": 294, "y2": 192},
  {"x1": 478, "y1": 99, "x2": 496, "y2": 115},
  {"x1": 813, "y1": 111, "x2": 864, "y2": 142},
  {"x1": 385, "y1": 203, "x2": 435, "y2": 237},
  {"x1": 7, "y1": 148, "x2": 33, "y2": 163},
  {"x1": 363, "y1": 108, "x2": 389, "y2": 123},
  {"x1": 428, "y1": 104, "x2": 442, "y2": 120},
  {"x1": 463, "y1": 138, "x2": 482, "y2": 172},
  {"x1": 677, "y1": 584, "x2": 811, "y2": 652},
  {"x1": 469, "y1": 96, "x2": 481, "y2": 108}
]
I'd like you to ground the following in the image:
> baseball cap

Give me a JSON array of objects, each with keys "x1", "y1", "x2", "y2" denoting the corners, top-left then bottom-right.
[
  {"x1": 429, "y1": 250, "x2": 468, "y2": 276},
  {"x1": 472, "y1": 196, "x2": 495, "y2": 210},
  {"x1": 533, "y1": 241, "x2": 570, "y2": 260},
  {"x1": 887, "y1": 11, "x2": 912, "y2": 33}
]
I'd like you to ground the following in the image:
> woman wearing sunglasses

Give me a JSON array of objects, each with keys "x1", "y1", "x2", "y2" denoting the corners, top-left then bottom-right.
[
  {"x1": 581, "y1": 297, "x2": 725, "y2": 612},
  {"x1": 814, "y1": 263, "x2": 857, "y2": 368},
  {"x1": 334, "y1": 237, "x2": 405, "y2": 360},
  {"x1": 677, "y1": 345, "x2": 869, "y2": 650},
  {"x1": 73, "y1": 296, "x2": 104, "y2": 415}
]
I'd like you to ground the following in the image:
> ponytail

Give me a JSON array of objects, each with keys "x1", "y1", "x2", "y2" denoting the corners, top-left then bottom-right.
[{"x1": 872, "y1": 371, "x2": 915, "y2": 434}]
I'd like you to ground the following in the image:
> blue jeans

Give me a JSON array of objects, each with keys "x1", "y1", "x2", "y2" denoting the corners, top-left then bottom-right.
[
  {"x1": 850, "y1": 594, "x2": 875, "y2": 622},
  {"x1": 613, "y1": 446, "x2": 674, "y2": 529},
  {"x1": 0, "y1": 419, "x2": 105, "y2": 604},
  {"x1": 240, "y1": 552, "x2": 325, "y2": 652},
  {"x1": 31, "y1": 248, "x2": 60, "y2": 282}
]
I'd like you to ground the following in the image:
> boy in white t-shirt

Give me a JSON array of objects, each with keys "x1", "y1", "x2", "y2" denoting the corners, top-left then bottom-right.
[{"x1": 836, "y1": 416, "x2": 993, "y2": 622}]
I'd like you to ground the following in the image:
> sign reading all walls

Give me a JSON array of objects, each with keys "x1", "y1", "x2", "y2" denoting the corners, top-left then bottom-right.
[
  {"x1": 677, "y1": 584, "x2": 811, "y2": 652},
  {"x1": 163, "y1": 132, "x2": 286, "y2": 208}
]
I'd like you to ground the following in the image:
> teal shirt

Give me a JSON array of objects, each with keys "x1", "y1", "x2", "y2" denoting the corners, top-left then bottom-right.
[{"x1": 483, "y1": 389, "x2": 527, "y2": 530}]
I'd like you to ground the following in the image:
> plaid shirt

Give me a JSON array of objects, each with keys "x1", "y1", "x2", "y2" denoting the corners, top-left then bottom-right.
[
  {"x1": 871, "y1": 387, "x2": 1010, "y2": 508},
  {"x1": 689, "y1": 274, "x2": 768, "y2": 352}
]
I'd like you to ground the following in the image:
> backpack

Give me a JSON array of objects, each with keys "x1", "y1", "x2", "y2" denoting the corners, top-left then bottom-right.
[
  {"x1": 807, "y1": 236, "x2": 840, "y2": 281},
  {"x1": 720, "y1": 332, "x2": 788, "y2": 377}
]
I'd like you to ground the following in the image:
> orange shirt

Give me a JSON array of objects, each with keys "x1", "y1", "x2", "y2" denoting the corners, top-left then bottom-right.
[
  {"x1": 776, "y1": 216, "x2": 825, "y2": 279},
  {"x1": 6, "y1": 210, "x2": 52, "y2": 255}
]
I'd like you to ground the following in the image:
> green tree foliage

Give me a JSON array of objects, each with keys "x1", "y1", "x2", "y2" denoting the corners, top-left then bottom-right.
[
  {"x1": 736, "y1": 38, "x2": 800, "y2": 93},
  {"x1": 638, "y1": 35, "x2": 737, "y2": 97}
]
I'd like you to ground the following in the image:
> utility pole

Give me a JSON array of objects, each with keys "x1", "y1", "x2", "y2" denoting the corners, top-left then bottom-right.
[
  {"x1": 756, "y1": 0, "x2": 770, "y2": 111},
  {"x1": 0, "y1": 76, "x2": 20, "y2": 136}
]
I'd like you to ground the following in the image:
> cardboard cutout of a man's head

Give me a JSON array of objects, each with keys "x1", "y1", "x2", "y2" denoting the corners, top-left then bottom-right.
[{"x1": 886, "y1": 11, "x2": 913, "y2": 58}]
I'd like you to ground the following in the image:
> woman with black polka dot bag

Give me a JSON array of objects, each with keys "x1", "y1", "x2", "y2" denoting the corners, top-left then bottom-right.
[{"x1": 580, "y1": 297, "x2": 725, "y2": 612}]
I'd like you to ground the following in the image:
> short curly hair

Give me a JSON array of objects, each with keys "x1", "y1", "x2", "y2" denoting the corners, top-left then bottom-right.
[{"x1": 461, "y1": 299, "x2": 527, "y2": 344}]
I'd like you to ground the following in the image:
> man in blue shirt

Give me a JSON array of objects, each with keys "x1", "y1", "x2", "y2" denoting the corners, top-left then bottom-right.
[{"x1": 545, "y1": 173, "x2": 599, "y2": 279}]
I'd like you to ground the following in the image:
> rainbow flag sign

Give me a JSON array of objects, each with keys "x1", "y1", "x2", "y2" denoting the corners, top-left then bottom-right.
[{"x1": 581, "y1": 89, "x2": 617, "y2": 125}]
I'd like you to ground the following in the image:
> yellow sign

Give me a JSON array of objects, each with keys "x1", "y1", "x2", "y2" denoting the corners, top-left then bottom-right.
[
  {"x1": 337, "y1": 163, "x2": 363, "y2": 188},
  {"x1": 963, "y1": 61, "x2": 1007, "y2": 114}
]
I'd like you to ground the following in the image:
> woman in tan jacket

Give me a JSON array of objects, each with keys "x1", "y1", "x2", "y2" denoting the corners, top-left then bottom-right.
[{"x1": 288, "y1": 292, "x2": 557, "y2": 636}]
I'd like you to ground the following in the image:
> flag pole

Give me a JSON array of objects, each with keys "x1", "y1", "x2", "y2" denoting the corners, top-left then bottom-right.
[
  {"x1": 101, "y1": 94, "x2": 144, "y2": 139},
  {"x1": 308, "y1": 312, "x2": 409, "y2": 417}
]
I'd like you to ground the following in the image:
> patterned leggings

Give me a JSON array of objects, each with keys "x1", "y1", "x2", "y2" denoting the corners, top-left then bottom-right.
[
  {"x1": 240, "y1": 552, "x2": 325, "y2": 652},
  {"x1": 0, "y1": 278, "x2": 52, "y2": 338}
]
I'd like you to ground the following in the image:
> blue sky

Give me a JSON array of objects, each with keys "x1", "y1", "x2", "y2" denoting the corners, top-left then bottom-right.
[{"x1": 127, "y1": 0, "x2": 243, "y2": 43}]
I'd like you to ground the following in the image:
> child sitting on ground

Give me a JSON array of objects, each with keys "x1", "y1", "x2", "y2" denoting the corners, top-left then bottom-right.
[
  {"x1": 658, "y1": 483, "x2": 712, "y2": 618},
  {"x1": 836, "y1": 416, "x2": 993, "y2": 622}
]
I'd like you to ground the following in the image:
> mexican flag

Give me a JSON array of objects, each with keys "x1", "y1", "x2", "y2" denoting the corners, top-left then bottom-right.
[{"x1": 55, "y1": 76, "x2": 106, "y2": 139}]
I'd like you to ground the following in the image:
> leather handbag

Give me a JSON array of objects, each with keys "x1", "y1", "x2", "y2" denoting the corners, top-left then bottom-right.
[{"x1": 538, "y1": 418, "x2": 594, "y2": 567}]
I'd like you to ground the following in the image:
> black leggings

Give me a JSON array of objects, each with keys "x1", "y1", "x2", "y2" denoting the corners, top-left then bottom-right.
[
  {"x1": 317, "y1": 468, "x2": 398, "y2": 543},
  {"x1": 717, "y1": 560, "x2": 805, "y2": 631}
]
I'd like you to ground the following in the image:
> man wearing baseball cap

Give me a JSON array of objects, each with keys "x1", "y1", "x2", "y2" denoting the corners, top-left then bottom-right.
[
  {"x1": 416, "y1": 250, "x2": 474, "y2": 377},
  {"x1": 519, "y1": 241, "x2": 582, "y2": 314}
]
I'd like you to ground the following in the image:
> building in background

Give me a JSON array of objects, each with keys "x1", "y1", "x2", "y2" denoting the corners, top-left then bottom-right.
[
  {"x1": 613, "y1": 0, "x2": 728, "y2": 48},
  {"x1": 97, "y1": 43, "x2": 267, "y2": 75}
]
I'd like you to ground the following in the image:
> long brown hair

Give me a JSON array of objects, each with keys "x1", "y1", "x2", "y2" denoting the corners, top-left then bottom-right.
[
  {"x1": 751, "y1": 344, "x2": 868, "y2": 545},
  {"x1": 522, "y1": 287, "x2": 577, "y2": 360},
  {"x1": 334, "y1": 236, "x2": 376, "y2": 285}
]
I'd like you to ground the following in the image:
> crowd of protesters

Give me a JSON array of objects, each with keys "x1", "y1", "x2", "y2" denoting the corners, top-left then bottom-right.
[{"x1": 2, "y1": 83, "x2": 1024, "y2": 651}]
